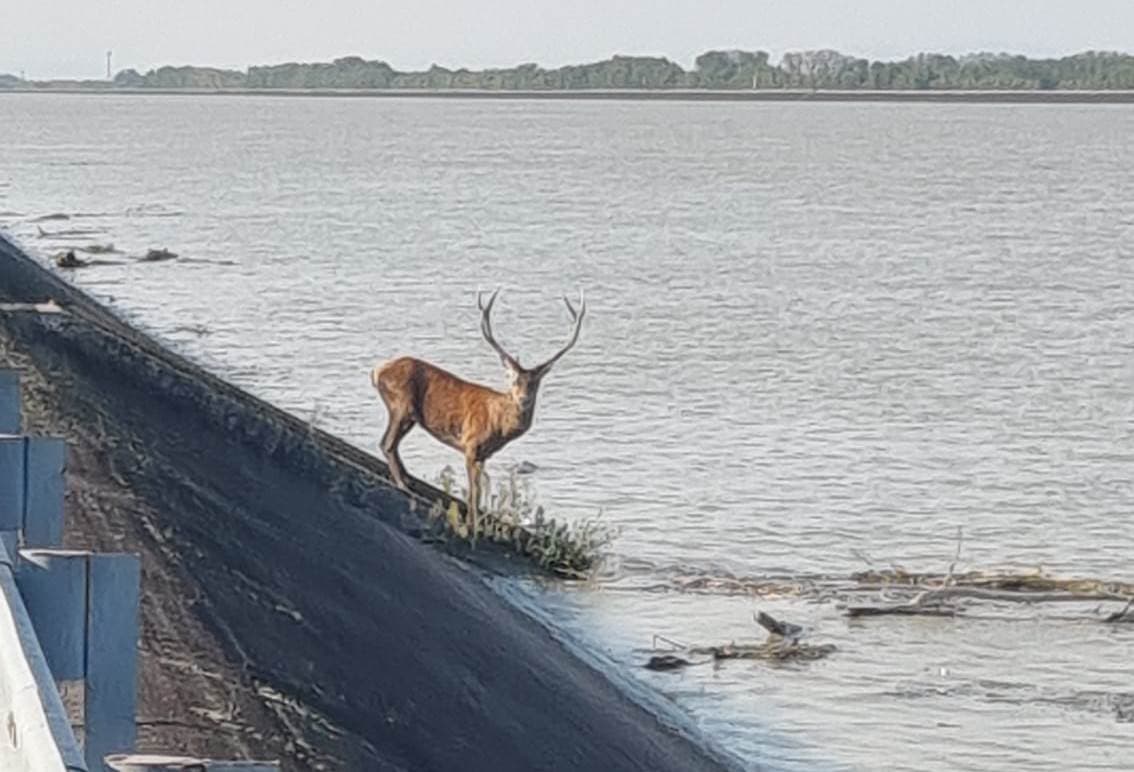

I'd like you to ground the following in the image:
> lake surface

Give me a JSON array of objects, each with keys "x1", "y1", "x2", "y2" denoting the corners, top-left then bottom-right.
[{"x1": 2, "y1": 93, "x2": 1133, "y2": 771}]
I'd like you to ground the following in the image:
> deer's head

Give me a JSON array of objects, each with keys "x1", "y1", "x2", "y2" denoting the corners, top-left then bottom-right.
[{"x1": 477, "y1": 288, "x2": 586, "y2": 413}]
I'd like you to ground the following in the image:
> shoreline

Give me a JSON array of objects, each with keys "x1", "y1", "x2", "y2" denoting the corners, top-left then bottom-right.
[{"x1": 5, "y1": 87, "x2": 1134, "y2": 103}]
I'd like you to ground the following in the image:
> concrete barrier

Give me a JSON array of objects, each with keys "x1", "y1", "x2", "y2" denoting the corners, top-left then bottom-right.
[
  {"x1": 0, "y1": 369, "x2": 18, "y2": 433},
  {"x1": 0, "y1": 435, "x2": 24, "y2": 558},
  {"x1": 2, "y1": 365, "x2": 137, "y2": 771},
  {"x1": 1, "y1": 361, "x2": 274, "y2": 771},
  {"x1": 17, "y1": 550, "x2": 140, "y2": 771},
  {"x1": 0, "y1": 540, "x2": 86, "y2": 771}
]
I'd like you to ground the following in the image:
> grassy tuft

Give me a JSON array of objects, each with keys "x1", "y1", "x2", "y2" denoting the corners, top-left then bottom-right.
[{"x1": 427, "y1": 465, "x2": 616, "y2": 578}]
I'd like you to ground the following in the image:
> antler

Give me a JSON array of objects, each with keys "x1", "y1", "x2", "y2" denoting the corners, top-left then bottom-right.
[
  {"x1": 477, "y1": 288, "x2": 521, "y2": 370},
  {"x1": 535, "y1": 290, "x2": 586, "y2": 373}
]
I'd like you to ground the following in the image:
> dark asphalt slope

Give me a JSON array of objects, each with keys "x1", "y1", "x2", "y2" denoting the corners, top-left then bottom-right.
[{"x1": 0, "y1": 233, "x2": 738, "y2": 772}]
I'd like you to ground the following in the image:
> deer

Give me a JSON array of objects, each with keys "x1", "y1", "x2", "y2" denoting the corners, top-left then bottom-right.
[{"x1": 370, "y1": 288, "x2": 585, "y2": 540}]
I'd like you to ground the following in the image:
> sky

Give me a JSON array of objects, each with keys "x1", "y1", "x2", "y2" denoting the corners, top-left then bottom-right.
[{"x1": 4, "y1": 0, "x2": 1133, "y2": 80}]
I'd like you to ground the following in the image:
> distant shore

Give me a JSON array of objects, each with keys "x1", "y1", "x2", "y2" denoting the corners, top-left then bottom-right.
[{"x1": 6, "y1": 87, "x2": 1134, "y2": 103}]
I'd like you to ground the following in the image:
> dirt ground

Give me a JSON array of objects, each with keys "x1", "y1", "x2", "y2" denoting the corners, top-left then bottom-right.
[{"x1": 0, "y1": 236, "x2": 736, "y2": 772}]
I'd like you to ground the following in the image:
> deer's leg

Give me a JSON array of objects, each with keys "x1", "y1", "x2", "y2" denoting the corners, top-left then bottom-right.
[
  {"x1": 380, "y1": 412, "x2": 415, "y2": 491},
  {"x1": 465, "y1": 455, "x2": 482, "y2": 543}
]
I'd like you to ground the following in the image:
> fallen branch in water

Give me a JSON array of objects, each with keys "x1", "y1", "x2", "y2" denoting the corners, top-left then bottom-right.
[
  {"x1": 1105, "y1": 597, "x2": 1134, "y2": 624},
  {"x1": 844, "y1": 604, "x2": 958, "y2": 618},
  {"x1": 842, "y1": 530, "x2": 1134, "y2": 620},
  {"x1": 644, "y1": 654, "x2": 694, "y2": 671},
  {"x1": 916, "y1": 585, "x2": 1130, "y2": 605},
  {"x1": 643, "y1": 611, "x2": 835, "y2": 670},
  {"x1": 850, "y1": 568, "x2": 1134, "y2": 597},
  {"x1": 690, "y1": 640, "x2": 836, "y2": 662},
  {"x1": 138, "y1": 247, "x2": 178, "y2": 262}
]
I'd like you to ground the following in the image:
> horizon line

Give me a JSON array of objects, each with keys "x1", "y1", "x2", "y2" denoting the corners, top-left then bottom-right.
[{"x1": 10, "y1": 46, "x2": 1134, "y2": 82}]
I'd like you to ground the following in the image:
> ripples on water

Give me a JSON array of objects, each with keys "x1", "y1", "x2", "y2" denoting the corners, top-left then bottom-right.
[{"x1": 1, "y1": 94, "x2": 1132, "y2": 770}]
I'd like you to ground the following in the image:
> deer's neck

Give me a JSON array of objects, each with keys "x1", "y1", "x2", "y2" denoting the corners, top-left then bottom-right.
[{"x1": 497, "y1": 386, "x2": 538, "y2": 438}]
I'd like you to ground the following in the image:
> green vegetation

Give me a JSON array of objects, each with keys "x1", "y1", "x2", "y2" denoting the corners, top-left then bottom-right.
[
  {"x1": 428, "y1": 466, "x2": 616, "y2": 578},
  {"x1": 5, "y1": 50, "x2": 1134, "y2": 91}
]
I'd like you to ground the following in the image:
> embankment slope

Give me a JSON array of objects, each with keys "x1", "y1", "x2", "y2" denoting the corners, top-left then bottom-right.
[{"x1": 0, "y1": 233, "x2": 737, "y2": 772}]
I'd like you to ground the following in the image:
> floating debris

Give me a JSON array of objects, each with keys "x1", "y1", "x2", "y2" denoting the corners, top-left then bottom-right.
[
  {"x1": 844, "y1": 604, "x2": 958, "y2": 618},
  {"x1": 644, "y1": 654, "x2": 692, "y2": 671},
  {"x1": 125, "y1": 204, "x2": 184, "y2": 218},
  {"x1": 178, "y1": 256, "x2": 238, "y2": 266},
  {"x1": 850, "y1": 568, "x2": 1134, "y2": 596},
  {"x1": 1104, "y1": 598, "x2": 1134, "y2": 624},
  {"x1": 77, "y1": 243, "x2": 119, "y2": 254},
  {"x1": 695, "y1": 639, "x2": 836, "y2": 663},
  {"x1": 37, "y1": 224, "x2": 103, "y2": 238},
  {"x1": 55, "y1": 250, "x2": 87, "y2": 269},
  {"x1": 643, "y1": 610, "x2": 835, "y2": 670},
  {"x1": 53, "y1": 249, "x2": 124, "y2": 270},
  {"x1": 842, "y1": 566, "x2": 1134, "y2": 619},
  {"x1": 171, "y1": 323, "x2": 211, "y2": 337},
  {"x1": 139, "y1": 247, "x2": 178, "y2": 262}
]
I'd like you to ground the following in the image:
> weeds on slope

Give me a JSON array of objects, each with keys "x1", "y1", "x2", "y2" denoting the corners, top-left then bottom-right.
[{"x1": 427, "y1": 466, "x2": 615, "y2": 578}]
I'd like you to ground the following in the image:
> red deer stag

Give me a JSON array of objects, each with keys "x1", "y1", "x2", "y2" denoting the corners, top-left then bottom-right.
[{"x1": 371, "y1": 288, "x2": 585, "y2": 538}]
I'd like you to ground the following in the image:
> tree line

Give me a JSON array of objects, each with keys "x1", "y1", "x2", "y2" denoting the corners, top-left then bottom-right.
[{"x1": 8, "y1": 50, "x2": 1134, "y2": 90}]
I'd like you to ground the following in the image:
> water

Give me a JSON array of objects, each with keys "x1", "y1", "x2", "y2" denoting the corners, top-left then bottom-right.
[{"x1": 2, "y1": 93, "x2": 1133, "y2": 770}]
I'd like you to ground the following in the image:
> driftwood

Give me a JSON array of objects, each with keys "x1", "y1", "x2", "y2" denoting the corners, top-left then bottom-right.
[
  {"x1": 623, "y1": 528, "x2": 1134, "y2": 625},
  {"x1": 839, "y1": 528, "x2": 1134, "y2": 619},
  {"x1": 845, "y1": 582, "x2": 1134, "y2": 619},
  {"x1": 850, "y1": 568, "x2": 1134, "y2": 597},
  {"x1": 643, "y1": 612, "x2": 834, "y2": 671},
  {"x1": 842, "y1": 534, "x2": 1134, "y2": 621},
  {"x1": 691, "y1": 640, "x2": 835, "y2": 662},
  {"x1": 139, "y1": 247, "x2": 178, "y2": 262},
  {"x1": 844, "y1": 604, "x2": 957, "y2": 618},
  {"x1": 77, "y1": 242, "x2": 119, "y2": 254},
  {"x1": 1105, "y1": 597, "x2": 1134, "y2": 624},
  {"x1": 55, "y1": 250, "x2": 86, "y2": 269},
  {"x1": 54, "y1": 250, "x2": 123, "y2": 269},
  {"x1": 644, "y1": 655, "x2": 691, "y2": 671}
]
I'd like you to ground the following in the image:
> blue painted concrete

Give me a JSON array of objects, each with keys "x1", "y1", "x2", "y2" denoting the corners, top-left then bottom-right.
[
  {"x1": 1, "y1": 540, "x2": 88, "y2": 771},
  {"x1": 85, "y1": 554, "x2": 140, "y2": 772},
  {"x1": 24, "y1": 438, "x2": 66, "y2": 548},
  {"x1": 16, "y1": 551, "x2": 88, "y2": 681},
  {"x1": 0, "y1": 436, "x2": 25, "y2": 533},
  {"x1": 0, "y1": 369, "x2": 19, "y2": 434}
]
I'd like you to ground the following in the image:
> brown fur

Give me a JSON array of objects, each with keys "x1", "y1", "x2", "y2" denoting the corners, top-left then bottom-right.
[{"x1": 371, "y1": 291, "x2": 584, "y2": 539}]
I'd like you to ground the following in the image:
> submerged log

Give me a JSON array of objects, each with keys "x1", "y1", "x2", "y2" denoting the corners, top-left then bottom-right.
[
  {"x1": 55, "y1": 250, "x2": 87, "y2": 269},
  {"x1": 139, "y1": 247, "x2": 178, "y2": 262},
  {"x1": 692, "y1": 641, "x2": 835, "y2": 662},
  {"x1": 1105, "y1": 599, "x2": 1134, "y2": 624},
  {"x1": 850, "y1": 568, "x2": 1134, "y2": 597},
  {"x1": 643, "y1": 610, "x2": 834, "y2": 669},
  {"x1": 53, "y1": 250, "x2": 123, "y2": 269},
  {"x1": 844, "y1": 604, "x2": 958, "y2": 618},
  {"x1": 842, "y1": 571, "x2": 1134, "y2": 619}
]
